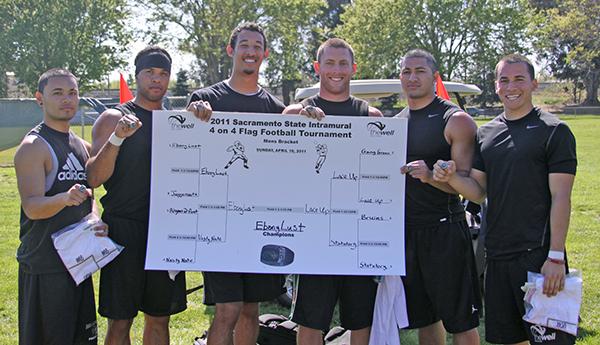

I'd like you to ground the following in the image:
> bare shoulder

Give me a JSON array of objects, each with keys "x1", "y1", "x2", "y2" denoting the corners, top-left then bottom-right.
[
  {"x1": 368, "y1": 106, "x2": 383, "y2": 117},
  {"x1": 282, "y1": 103, "x2": 304, "y2": 115},
  {"x1": 14, "y1": 135, "x2": 50, "y2": 170},
  {"x1": 449, "y1": 110, "x2": 476, "y2": 124},
  {"x1": 92, "y1": 108, "x2": 122, "y2": 137},
  {"x1": 446, "y1": 111, "x2": 477, "y2": 138},
  {"x1": 95, "y1": 108, "x2": 122, "y2": 127}
]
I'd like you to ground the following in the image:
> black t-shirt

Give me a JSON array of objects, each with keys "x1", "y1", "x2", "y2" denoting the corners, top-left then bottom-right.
[
  {"x1": 396, "y1": 97, "x2": 465, "y2": 226},
  {"x1": 188, "y1": 81, "x2": 285, "y2": 113},
  {"x1": 300, "y1": 95, "x2": 369, "y2": 116},
  {"x1": 101, "y1": 101, "x2": 153, "y2": 222},
  {"x1": 18, "y1": 123, "x2": 92, "y2": 273},
  {"x1": 473, "y1": 108, "x2": 577, "y2": 258}
]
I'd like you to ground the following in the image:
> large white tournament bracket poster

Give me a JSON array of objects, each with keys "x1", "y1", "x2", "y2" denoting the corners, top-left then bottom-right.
[{"x1": 146, "y1": 111, "x2": 408, "y2": 275}]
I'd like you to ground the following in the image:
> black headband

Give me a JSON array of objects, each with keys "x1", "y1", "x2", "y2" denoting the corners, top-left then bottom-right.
[{"x1": 135, "y1": 52, "x2": 172, "y2": 76}]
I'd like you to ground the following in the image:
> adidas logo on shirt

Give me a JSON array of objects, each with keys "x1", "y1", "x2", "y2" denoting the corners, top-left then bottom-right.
[{"x1": 58, "y1": 152, "x2": 87, "y2": 181}]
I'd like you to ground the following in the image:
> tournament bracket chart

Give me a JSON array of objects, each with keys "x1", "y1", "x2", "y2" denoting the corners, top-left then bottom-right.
[{"x1": 146, "y1": 111, "x2": 407, "y2": 276}]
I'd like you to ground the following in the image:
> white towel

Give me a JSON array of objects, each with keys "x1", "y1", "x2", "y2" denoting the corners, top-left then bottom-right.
[
  {"x1": 168, "y1": 270, "x2": 180, "y2": 280},
  {"x1": 522, "y1": 271, "x2": 582, "y2": 336},
  {"x1": 52, "y1": 214, "x2": 123, "y2": 285},
  {"x1": 369, "y1": 276, "x2": 409, "y2": 345}
]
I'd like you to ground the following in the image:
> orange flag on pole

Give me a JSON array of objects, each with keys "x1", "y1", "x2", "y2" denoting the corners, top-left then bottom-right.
[
  {"x1": 435, "y1": 73, "x2": 450, "y2": 100},
  {"x1": 119, "y1": 73, "x2": 134, "y2": 103}
]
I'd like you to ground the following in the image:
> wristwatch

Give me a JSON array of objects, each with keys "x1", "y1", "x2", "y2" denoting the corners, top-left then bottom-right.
[{"x1": 260, "y1": 244, "x2": 295, "y2": 266}]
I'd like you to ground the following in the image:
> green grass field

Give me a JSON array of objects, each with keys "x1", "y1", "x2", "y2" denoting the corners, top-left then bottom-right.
[{"x1": 0, "y1": 117, "x2": 598, "y2": 344}]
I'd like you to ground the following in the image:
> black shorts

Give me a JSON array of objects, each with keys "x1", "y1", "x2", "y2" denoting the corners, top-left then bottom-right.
[
  {"x1": 402, "y1": 220, "x2": 481, "y2": 333},
  {"x1": 485, "y1": 248, "x2": 575, "y2": 344},
  {"x1": 98, "y1": 215, "x2": 187, "y2": 319},
  {"x1": 290, "y1": 275, "x2": 377, "y2": 331},
  {"x1": 202, "y1": 271, "x2": 285, "y2": 304},
  {"x1": 19, "y1": 267, "x2": 97, "y2": 345}
]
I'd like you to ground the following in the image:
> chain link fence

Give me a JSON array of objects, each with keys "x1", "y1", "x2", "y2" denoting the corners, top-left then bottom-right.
[{"x1": 0, "y1": 96, "x2": 192, "y2": 152}]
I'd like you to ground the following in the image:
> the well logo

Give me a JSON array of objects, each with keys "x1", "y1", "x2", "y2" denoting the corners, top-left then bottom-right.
[
  {"x1": 530, "y1": 325, "x2": 557, "y2": 343},
  {"x1": 367, "y1": 121, "x2": 395, "y2": 137},
  {"x1": 168, "y1": 114, "x2": 195, "y2": 130}
]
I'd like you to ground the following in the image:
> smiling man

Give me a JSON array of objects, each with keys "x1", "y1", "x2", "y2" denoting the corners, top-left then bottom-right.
[
  {"x1": 395, "y1": 49, "x2": 481, "y2": 345},
  {"x1": 433, "y1": 54, "x2": 577, "y2": 345},
  {"x1": 186, "y1": 22, "x2": 285, "y2": 345},
  {"x1": 86, "y1": 46, "x2": 188, "y2": 345},
  {"x1": 283, "y1": 38, "x2": 382, "y2": 345}
]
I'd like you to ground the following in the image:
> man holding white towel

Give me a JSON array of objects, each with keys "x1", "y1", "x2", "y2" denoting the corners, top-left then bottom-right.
[{"x1": 433, "y1": 54, "x2": 577, "y2": 345}]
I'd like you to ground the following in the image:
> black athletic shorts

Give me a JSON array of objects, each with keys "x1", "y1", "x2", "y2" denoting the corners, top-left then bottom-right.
[
  {"x1": 402, "y1": 220, "x2": 481, "y2": 333},
  {"x1": 202, "y1": 271, "x2": 285, "y2": 305},
  {"x1": 19, "y1": 267, "x2": 97, "y2": 345},
  {"x1": 99, "y1": 215, "x2": 187, "y2": 319},
  {"x1": 290, "y1": 275, "x2": 377, "y2": 331},
  {"x1": 485, "y1": 248, "x2": 575, "y2": 344}
]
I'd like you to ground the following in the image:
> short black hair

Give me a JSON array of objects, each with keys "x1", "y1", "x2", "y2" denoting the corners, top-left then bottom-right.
[
  {"x1": 495, "y1": 54, "x2": 535, "y2": 80},
  {"x1": 400, "y1": 49, "x2": 438, "y2": 73},
  {"x1": 229, "y1": 22, "x2": 268, "y2": 51},
  {"x1": 37, "y1": 68, "x2": 77, "y2": 93},
  {"x1": 316, "y1": 38, "x2": 355, "y2": 64},
  {"x1": 134, "y1": 46, "x2": 172, "y2": 66}
]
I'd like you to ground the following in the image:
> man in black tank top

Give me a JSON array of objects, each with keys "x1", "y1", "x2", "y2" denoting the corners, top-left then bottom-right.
[
  {"x1": 395, "y1": 50, "x2": 481, "y2": 345},
  {"x1": 283, "y1": 38, "x2": 382, "y2": 345},
  {"x1": 14, "y1": 69, "x2": 108, "y2": 345},
  {"x1": 433, "y1": 55, "x2": 577, "y2": 345},
  {"x1": 186, "y1": 23, "x2": 285, "y2": 345},
  {"x1": 87, "y1": 47, "x2": 189, "y2": 344}
]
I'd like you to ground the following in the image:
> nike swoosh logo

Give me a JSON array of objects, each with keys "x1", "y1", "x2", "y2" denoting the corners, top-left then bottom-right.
[
  {"x1": 526, "y1": 125, "x2": 539, "y2": 129},
  {"x1": 428, "y1": 113, "x2": 440, "y2": 118}
]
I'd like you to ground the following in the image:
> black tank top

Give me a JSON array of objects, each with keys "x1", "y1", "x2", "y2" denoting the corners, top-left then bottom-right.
[
  {"x1": 396, "y1": 97, "x2": 465, "y2": 226},
  {"x1": 18, "y1": 123, "x2": 92, "y2": 273},
  {"x1": 300, "y1": 95, "x2": 369, "y2": 116},
  {"x1": 100, "y1": 101, "x2": 153, "y2": 222}
]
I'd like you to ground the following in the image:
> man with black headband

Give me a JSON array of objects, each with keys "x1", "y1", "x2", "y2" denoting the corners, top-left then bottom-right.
[
  {"x1": 186, "y1": 22, "x2": 285, "y2": 345},
  {"x1": 87, "y1": 46, "x2": 187, "y2": 345},
  {"x1": 134, "y1": 50, "x2": 173, "y2": 77}
]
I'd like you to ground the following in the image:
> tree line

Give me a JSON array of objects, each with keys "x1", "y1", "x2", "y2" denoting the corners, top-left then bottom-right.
[{"x1": 0, "y1": 0, "x2": 598, "y2": 106}]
